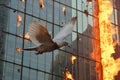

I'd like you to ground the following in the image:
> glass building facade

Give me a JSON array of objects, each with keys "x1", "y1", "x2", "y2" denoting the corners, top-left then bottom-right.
[{"x1": 0, "y1": 0, "x2": 120, "y2": 80}]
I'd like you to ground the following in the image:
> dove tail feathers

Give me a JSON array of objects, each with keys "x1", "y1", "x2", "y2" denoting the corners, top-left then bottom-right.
[{"x1": 23, "y1": 47, "x2": 38, "y2": 51}]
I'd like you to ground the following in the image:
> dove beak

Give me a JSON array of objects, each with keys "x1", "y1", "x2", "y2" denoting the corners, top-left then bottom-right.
[{"x1": 67, "y1": 43, "x2": 72, "y2": 48}]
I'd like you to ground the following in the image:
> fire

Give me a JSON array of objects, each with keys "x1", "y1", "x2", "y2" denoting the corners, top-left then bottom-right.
[
  {"x1": 65, "y1": 69, "x2": 74, "y2": 80},
  {"x1": 17, "y1": 14, "x2": 22, "y2": 27},
  {"x1": 17, "y1": 14, "x2": 22, "y2": 22},
  {"x1": 24, "y1": 32, "x2": 30, "y2": 40},
  {"x1": 39, "y1": 0, "x2": 44, "y2": 8},
  {"x1": 71, "y1": 55, "x2": 76, "y2": 65},
  {"x1": 92, "y1": 0, "x2": 120, "y2": 80},
  {"x1": 16, "y1": 48, "x2": 21, "y2": 53},
  {"x1": 87, "y1": 0, "x2": 92, "y2": 4},
  {"x1": 112, "y1": 27, "x2": 118, "y2": 35},
  {"x1": 20, "y1": 0, "x2": 25, "y2": 2},
  {"x1": 62, "y1": 6, "x2": 66, "y2": 16},
  {"x1": 19, "y1": 32, "x2": 30, "y2": 40}
]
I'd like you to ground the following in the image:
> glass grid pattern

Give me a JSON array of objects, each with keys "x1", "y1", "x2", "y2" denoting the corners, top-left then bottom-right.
[{"x1": 0, "y1": 0, "x2": 120, "y2": 80}]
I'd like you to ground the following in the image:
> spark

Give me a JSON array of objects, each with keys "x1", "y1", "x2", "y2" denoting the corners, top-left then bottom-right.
[
  {"x1": 39, "y1": 0, "x2": 44, "y2": 8},
  {"x1": 16, "y1": 14, "x2": 22, "y2": 27},
  {"x1": 65, "y1": 69, "x2": 74, "y2": 80},
  {"x1": 71, "y1": 55, "x2": 77, "y2": 65},
  {"x1": 16, "y1": 48, "x2": 21, "y2": 53},
  {"x1": 62, "y1": 6, "x2": 66, "y2": 16}
]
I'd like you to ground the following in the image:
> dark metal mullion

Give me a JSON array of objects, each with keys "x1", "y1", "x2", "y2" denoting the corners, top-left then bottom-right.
[
  {"x1": 90, "y1": 1, "x2": 94, "y2": 80},
  {"x1": 44, "y1": 1, "x2": 48, "y2": 80},
  {"x1": 76, "y1": 0, "x2": 80, "y2": 80},
  {"x1": 36, "y1": 0, "x2": 40, "y2": 79},
  {"x1": 71, "y1": 0, "x2": 74, "y2": 79},
  {"x1": 58, "y1": 1, "x2": 61, "y2": 80},
  {"x1": 2, "y1": 31, "x2": 30, "y2": 41},
  {"x1": 90, "y1": 1, "x2": 95, "y2": 80},
  {"x1": 112, "y1": 0, "x2": 117, "y2": 40},
  {"x1": 81, "y1": 1, "x2": 86, "y2": 80},
  {"x1": 28, "y1": 0, "x2": 34, "y2": 80},
  {"x1": 97, "y1": 0, "x2": 103, "y2": 79},
  {"x1": 51, "y1": 0, "x2": 55, "y2": 80},
  {"x1": 93, "y1": 0, "x2": 103, "y2": 80},
  {"x1": 30, "y1": 0, "x2": 34, "y2": 72},
  {"x1": 20, "y1": 0, "x2": 27, "y2": 80},
  {"x1": 86, "y1": 2, "x2": 91, "y2": 80}
]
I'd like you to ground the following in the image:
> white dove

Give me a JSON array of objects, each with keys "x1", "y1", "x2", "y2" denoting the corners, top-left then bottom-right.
[{"x1": 23, "y1": 16, "x2": 77, "y2": 55}]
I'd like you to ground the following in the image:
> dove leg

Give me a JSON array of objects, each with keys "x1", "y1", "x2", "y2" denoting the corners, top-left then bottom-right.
[{"x1": 35, "y1": 51, "x2": 43, "y2": 55}]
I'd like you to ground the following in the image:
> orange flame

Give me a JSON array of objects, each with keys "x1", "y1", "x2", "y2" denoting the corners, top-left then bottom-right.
[
  {"x1": 17, "y1": 14, "x2": 22, "y2": 22},
  {"x1": 17, "y1": 14, "x2": 22, "y2": 27},
  {"x1": 65, "y1": 70, "x2": 74, "y2": 80},
  {"x1": 62, "y1": 6, "x2": 66, "y2": 16},
  {"x1": 20, "y1": 0, "x2": 25, "y2": 2},
  {"x1": 92, "y1": 0, "x2": 120, "y2": 80},
  {"x1": 16, "y1": 48, "x2": 21, "y2": 53},
  {"x1": 112, "y1": 27, "x2": 118, "y2": 35},
  {"x1": 87, "y1": 0, "x2": 92, "y2": 4},
  {"x1": 39, "y1": 0, "x2": 44, "y2": 8},
  {"x1": 19, "y1": 32, "x2": 30, "y2": 40},
  {"x1": 71, "y1": 55, "x2": 76, "y2": 65},
  {"x1": 24, "y1": 32, "x2": 30, "y2": 40}
]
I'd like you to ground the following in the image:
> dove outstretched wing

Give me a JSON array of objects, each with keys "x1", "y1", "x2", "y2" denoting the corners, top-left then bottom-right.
[
  {"x1": 53, "y1": 16, "x2": 77, "y2": 45},
  {"x1": 28, "y1": 21, "x2": 54, "y2": 46}
]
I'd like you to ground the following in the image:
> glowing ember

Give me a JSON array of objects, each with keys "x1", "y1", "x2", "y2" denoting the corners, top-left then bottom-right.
[
  {"x1": 20, "y1": 0, "x2": 25, "y2": 2},
  {"x1": 71, "y1": 55, "x2": 76, "y2": 65},
  {"x1": 87, "y1": 0, "x2": 92, "y2": 4},
  {"x1": 19, "y1": 32, "x2": 30, "y2": 40},
  {"x1": 62, "y1": 6, "x2": 66, "y2": 16},
  {"x1": 24, "y1": 32, "x2": 30, "y2": 40},
  {"x1": 39, "y1": 0, "x2": 44, "y2": 8},
  {"x1": 17, "y1": 14, "x2": 22, "y2": 22},
  {"x1": 65, "y1": 70, "x2": 74, "y2": 80},
  {"x1": 92, "y1": 0, "x2": 120, "y2": 80},
  {"x1": 16, "y1": 48, "x2": 21, "y2": 53},
  {"x1": 17, "y1": 14, "x2": 22, "y2": 27}
]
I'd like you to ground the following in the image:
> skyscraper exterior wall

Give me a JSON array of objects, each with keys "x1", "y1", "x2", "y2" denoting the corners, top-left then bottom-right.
[{"x1": 0, "y1": 0, "x2": 120, "y2": 80}]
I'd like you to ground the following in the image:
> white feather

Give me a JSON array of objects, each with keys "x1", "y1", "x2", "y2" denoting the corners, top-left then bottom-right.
[{"x1": 53, "y1": 23, "x2": 74, "y2": 45}]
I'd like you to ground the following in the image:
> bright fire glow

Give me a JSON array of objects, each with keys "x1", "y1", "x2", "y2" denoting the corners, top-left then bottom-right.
[
  {"x1": 24, "y1": 32, "x2": 30, "y2": 40},
  {"x1": 92, "y1": 0, "x2": 120, "y2": 80},
  {"x1": 39, "y1": 0, "x2": 44, "y2": 8},
  {"x1": 62, "y1": 6, "x2": 66, "y2": 16},
  {"x1": 16, "y1": 48, "x2": 21, "y2": 53},
  {"x1": 17, "y1": 14, "x2": 22, "y2": 27},
  {"x1": 20, "y1": 32, "x2": 30, "y2": 40},
  {"x1": 17, "y1": 14, "x2": 22, "y2": 22},
  {"x1": 20, "y1": 0, "x2": 25, "y2": 2},
  {"x1": 71, "y1": 55, "x2": 76, "y2": 65},
  {"x1": 65, "y1": 70, "x2": 74, "y2": 80}
]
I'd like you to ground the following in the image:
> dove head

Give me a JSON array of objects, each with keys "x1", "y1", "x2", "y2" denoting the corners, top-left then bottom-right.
[{"x1": 57, "y1": 42, "x2": 68, "y2": 48}]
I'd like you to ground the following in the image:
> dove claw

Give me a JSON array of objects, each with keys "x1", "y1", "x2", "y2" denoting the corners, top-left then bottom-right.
[{"x1": 35, "y1": 51, "x2": 43, "y2": 55}]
